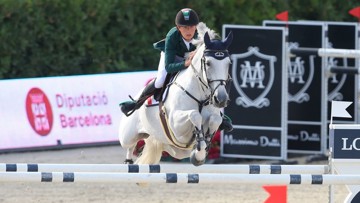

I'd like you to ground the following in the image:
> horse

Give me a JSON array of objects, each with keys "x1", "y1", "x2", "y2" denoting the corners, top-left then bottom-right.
[{"x1": 118, "y1": 22, "x2": 233, "y2": 166}]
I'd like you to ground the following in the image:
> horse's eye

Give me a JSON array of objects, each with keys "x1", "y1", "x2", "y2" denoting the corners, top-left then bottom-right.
[{"x1": 206, "y1": 61, "x2": 211, "y2": 66}]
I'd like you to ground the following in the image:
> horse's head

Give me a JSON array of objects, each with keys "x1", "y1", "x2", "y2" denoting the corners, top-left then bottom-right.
[{"x1": 200, "y1": 31, "x2": 233, "y2": 108}]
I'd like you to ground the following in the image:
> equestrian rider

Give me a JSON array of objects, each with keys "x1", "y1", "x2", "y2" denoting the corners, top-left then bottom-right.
[{"x1": 119, "y1": 8, "x2": 233, "y2": 132}]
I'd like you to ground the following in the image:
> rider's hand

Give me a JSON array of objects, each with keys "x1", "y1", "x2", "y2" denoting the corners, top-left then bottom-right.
[{"x1": 185, "y1": 51, "x2": 196, "y2": 67}]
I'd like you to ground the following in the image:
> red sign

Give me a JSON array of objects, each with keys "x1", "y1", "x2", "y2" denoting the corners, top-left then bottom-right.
[{"x1": 25, "y1": 87, "x2": 54, "y2": 136}]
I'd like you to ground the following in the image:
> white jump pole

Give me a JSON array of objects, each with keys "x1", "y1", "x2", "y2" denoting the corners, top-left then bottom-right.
[
  {"x1": 0, "y1": 172, "x2": 360, "y2": 185},
  {"x1": 290, "y1": 47, "x2": 360, "y2": 58},
  {"x1": 0, "y1": 163, "x2": 329, "y2": 174}
]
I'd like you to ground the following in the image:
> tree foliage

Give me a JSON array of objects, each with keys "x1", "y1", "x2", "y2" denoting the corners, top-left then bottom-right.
[{"x1": 0, "y1": 0, "x2": 358, "y2": 79}]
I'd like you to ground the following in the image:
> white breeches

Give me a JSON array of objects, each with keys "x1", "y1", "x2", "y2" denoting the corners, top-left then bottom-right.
[{"x1": 154, "y1": 51, "x2": 166, "y2": 88}]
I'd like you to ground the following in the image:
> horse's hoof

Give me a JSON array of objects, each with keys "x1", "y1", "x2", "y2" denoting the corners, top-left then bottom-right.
[
  {"x1": 190, "y1": 151, "x2": 205, "y2": 166},
  {"x1": 124, "y1": 159, "x2": 134, "y2": 164}
]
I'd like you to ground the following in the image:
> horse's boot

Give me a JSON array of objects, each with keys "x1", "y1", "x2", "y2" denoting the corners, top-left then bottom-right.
[
  {"x1": 219, "y1": 114, "x2": 233, "y2": 132},
  {"x1": 119, "y1": 80, "x2": 158, "y2": 116}
]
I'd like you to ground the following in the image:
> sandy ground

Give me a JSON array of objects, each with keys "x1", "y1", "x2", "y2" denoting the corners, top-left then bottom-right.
[{"x1": 0, "y1": 145, "x2": 349, "y2": 203}]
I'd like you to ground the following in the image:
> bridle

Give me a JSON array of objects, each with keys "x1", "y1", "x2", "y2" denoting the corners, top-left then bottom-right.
[
  {"x1": 202, "y1": 49, "x2": 232, "y2": 96},
  {"x1": 172, "y1": 48, "x2": 232, "y2": 112}
]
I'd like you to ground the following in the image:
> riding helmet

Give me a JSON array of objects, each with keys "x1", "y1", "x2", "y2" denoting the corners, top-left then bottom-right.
[{"x1": 175, "y1": 8, "x2": 199, "y2": 26}]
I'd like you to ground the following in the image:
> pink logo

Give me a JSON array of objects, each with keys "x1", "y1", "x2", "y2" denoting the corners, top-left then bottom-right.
[{"x1": 25, "y1": 88, "x2": 53, "y2": 136}]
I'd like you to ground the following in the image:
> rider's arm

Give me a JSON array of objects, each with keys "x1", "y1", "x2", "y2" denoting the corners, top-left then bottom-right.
[{"x1": 164, "y1": 28, "x2": 187, "y2": 73}]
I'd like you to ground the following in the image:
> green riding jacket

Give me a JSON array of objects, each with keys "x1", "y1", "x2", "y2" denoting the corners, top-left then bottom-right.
[{"x1": 153, "y1": 27, "x2": 198, "y2": 73}]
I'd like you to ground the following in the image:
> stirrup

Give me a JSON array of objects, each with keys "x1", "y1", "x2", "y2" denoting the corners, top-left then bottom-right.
[
  {"x1": 119, "y1": 96, "x2": 138, "y2": 117},
  {"x1": 219, "y1": 115, "x2": 233, "y2": 132}
]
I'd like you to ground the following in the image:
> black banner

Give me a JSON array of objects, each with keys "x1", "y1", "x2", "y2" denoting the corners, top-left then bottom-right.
[
  {"x1": 221, "y1": 25, "x2": 286, "y2": 159},
  {"x1": 222, "y1": 128, "x2": 281, "y2": 158},
  {"x1": 326, "y1": 23, "x2": 358, "y2": 123},
  {"x1": 331, "y1": 128, "x2": 360, "y2": 159},
  {"x1": 264, "y1": 21, "x2": 326, "y2": 154}
]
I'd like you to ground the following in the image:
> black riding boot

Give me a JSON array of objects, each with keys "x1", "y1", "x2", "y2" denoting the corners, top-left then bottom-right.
[
  {"x1": 219, "y1": 114, "x2": 233, "y2": 132},
  {"x1": 119, "y1": 80, "x2": 158, "y2": 116}
]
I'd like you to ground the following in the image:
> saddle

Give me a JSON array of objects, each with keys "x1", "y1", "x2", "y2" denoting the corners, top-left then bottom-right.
[{"x1": 145, "y1": 73, "x2": 175, "y2": 106}]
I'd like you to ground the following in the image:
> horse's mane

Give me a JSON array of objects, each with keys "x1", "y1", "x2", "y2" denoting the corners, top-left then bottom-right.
[{"x1": 192, "y1": 22, "x2": 219, "y2": 48}]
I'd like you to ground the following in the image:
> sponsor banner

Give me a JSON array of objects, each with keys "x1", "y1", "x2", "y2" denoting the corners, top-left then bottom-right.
[
  {"x1": 263, "y1": 21, "x2": 326, "y2": 154},
  {"x1": 331, "y1": 128, "x2": 360, "y2": 159},
  {"x1": 0, "y1": 72, "x2": 156, "y2": 151},
  {"x1": 325, "y1": 22, "x2": 358, "y2": 123},
  {"x1": 221, "y1": 25, "x2": 287, "y2": 160},
  {"x1": 287, "y1": 124, "x2": 321, "y2": 152},
  {"x1": 222, "y1": 129, "x2": 282, "y2": 159},
  {"x1": 264, "y1": 21, "x2": 359, "y2": 154}
]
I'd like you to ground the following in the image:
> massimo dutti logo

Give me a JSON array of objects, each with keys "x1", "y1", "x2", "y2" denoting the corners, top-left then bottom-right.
[{"x1": 231, "y1": 47, "x2": 276, "y2": 108}]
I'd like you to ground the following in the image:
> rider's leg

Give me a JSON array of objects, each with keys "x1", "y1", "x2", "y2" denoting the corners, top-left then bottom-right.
[
  {"x1": 154, "y1": 52, "x2": 166, "y2": 88},
  {"x1": 219, "y1": 113, "x2": 233, "y2": 132},
  {"x1": 119, "y1": 52, "x2": 166, "y2": 117},
  {"x1": 120, "y1": 79, "x2": 158, "y2": 116}
]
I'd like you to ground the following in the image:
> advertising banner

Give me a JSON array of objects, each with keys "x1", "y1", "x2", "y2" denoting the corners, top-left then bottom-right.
[
  {"x1": 264, "y1": 21, "x2": 359, "y2": 154},
  {"x1": 221, "y1": 25, "x2": 287, "y2": 160},
  {"x1": 264, "y1": 21, "x2": 326, "y2": 153},
  {"x1": 0, "y1": 71, "x2": 156, "y2": 152},
  {"x1": 325, "y1": 22, "x2": 358, "y2": 124}
]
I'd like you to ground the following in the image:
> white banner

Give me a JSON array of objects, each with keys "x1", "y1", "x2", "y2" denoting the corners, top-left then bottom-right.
[{"x1": 0, "y1": 71, "x2": 156, "y2": 151}]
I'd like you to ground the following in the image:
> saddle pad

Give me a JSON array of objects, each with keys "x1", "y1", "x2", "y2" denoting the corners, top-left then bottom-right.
[
  {"x1": 145, "y1": 75, "x2": 176, "y2": 107},
  {"x1": 145, "y1": 86, "x2": 169, "y2": 107},
  {"x1": 145, "y1": 96, "x2": 159, "y2": 106}
]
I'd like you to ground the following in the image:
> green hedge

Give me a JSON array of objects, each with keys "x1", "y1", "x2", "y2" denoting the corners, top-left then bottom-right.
[{"x1": 0, "y1": 0, "x2": 358, "y2": 79}]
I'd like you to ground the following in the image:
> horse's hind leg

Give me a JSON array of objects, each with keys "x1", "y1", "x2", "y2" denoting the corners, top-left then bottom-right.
[
  {"x1": 119, "y1": 113, "x2": 148, "y2": 164},
  {"x1": 124, "y1": 146, "x2": 135, "y2": 164}
]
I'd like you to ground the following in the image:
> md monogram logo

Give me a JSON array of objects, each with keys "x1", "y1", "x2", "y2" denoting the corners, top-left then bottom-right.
[
  {"x1": 327, "y1": 42, "x2": 348, "y2": 102},
  {"x1": 287, "y1": 42, "x2": 314, "y2": 103},
  {"x1": 231, "y1": 47, "x2": 276, "y2": 108}
]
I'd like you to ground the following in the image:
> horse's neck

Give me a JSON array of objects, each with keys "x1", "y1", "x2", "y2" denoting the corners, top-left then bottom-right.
[
  {"x1": 181, "y1": 44, "x2": 205, "y2": 83},
  {"x1": 174, "y1": 48, "x2": 208, "y2": 100}
]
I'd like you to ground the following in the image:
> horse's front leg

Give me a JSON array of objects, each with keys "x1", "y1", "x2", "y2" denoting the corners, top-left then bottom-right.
[
  {"x1": 171, "y1": 109, "x2": 207, "y2": 166},
  {"x1": 202, "y1": 113, "x2": 223, "y2": 153},
  {"x1": 187, "y1": 111, "x2": 208, "y2": 166},
  {"x1": 208, "y1": 113, "x2": 223, "y2": 135}
]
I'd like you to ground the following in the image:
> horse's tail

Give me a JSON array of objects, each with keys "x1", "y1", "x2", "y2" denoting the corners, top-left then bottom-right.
[{"x1": 135, "y1": 136, "x2": 163, "y2": 165}]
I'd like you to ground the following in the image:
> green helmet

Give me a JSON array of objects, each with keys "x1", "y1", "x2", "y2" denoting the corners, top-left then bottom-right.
[{"x1": 175, "y1": 8, "x2": 199, "y2": 26}]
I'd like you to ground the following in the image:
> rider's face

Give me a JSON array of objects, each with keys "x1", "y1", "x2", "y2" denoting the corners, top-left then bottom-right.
[{"x1": 177, "y1": 25, "x2": 197, "y2": 42}]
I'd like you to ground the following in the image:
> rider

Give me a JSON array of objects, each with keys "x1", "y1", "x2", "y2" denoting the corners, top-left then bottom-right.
[{"x1": 119, "y1": 8, "x2": 233, "y2": 132}]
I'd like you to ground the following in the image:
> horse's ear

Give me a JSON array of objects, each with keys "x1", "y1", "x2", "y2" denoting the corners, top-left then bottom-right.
[
  {"x1": 204, "y1": 32, "x2": 211, "y2": 48},
  {"x1": 224, "y1": 31, "x2": 233, "y2": 49}
]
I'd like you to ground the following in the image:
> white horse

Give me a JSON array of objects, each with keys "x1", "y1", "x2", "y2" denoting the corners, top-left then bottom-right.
[{"x1": 119, "y1": 22, "x2": 233, "y2": 166}]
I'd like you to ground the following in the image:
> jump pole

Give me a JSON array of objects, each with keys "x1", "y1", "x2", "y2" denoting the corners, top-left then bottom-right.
[
  {"x1": 0, "y1": 172, "x2": 359, "y2": 185},
  {"x1": 290, "y1": 47, "x2": 360, "y2": 75},
  {"x1": 290, "y1": 47, "x2": 360, "y2": 58},
  {"x1": 0, "y1": 163, "x2": 329, "y2": 174}
]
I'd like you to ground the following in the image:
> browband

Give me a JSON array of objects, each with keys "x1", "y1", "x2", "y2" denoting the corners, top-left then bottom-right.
[{"x1": 203, "y1": 49, "x2": 230, "y2": 60}]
